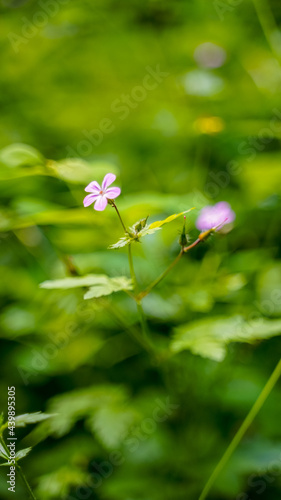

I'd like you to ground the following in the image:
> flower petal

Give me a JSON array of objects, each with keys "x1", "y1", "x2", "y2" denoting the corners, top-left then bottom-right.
[
  {"x1": 83, "y1": 193, "x2": 99, "y2": 207},
  {"x1": 94, "y1": 195, "x2": 108, "y2": 211},
  {"x1": 105, "y1": 187, "x2": 121, "y2": 199},
  {"x1": 196, "y1": 202, "x2": 236, "y2": 231},
  {"x1": 196, "y1": 206, "x2": 214, "y2": 231},
  {"x1": 102, "y1": 173, "x2": 116, "y2": 190},
  {"x1": 85, "y1": 181, "x2": 101, "y2": 193}
]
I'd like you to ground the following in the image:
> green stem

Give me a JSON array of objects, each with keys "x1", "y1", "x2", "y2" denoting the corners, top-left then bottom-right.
[
  {"x1": 183, "y1": 238, "x2": 201, "y2": 252},
  {"x1": 198, "y1": 358, "x2": 281, "y2": 500},
  {"x1": 17, "y1": 465, "x2": 37, "y2": 500},
  {"x1": 102, "y1": 299, "x2": 155, "y2": 356},
  {"x1": 128, "y1": 244, "x2": 137, "y2": 291},
  {"x1": 127, "y1": 244, "x2": 155, "y2": 352},
  {"x1": 138, "y1": 238, "x2": 202, "y2": 300},
  {"x1": 0, "y1": 435, "x2": 37, "y2": 500},
  {"x1": 138, "y1": 249, "x2": 184, "y2": 300},
  {"x1": 111, "y1": 201, "x2": 127, "y2": 233},
  {"x1": 252, "y1": 0, "x2": 280, "y2": 60}
]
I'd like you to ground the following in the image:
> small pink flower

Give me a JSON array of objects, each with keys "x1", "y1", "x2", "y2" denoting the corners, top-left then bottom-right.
[
  {"x1": 83, "y1": 173, "x2": 121, "y2": 211},
  {"x1": 196, "y1": 201, "x2": 235, "y2": 232}
]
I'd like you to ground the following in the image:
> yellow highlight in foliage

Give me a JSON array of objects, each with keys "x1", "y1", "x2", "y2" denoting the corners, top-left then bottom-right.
[
  {"x1": 194, "y1": 116, "x2": 225, "y2": 134},
  {"x1": 149, "y1": 208, "x2": 195, "y2": 230}
]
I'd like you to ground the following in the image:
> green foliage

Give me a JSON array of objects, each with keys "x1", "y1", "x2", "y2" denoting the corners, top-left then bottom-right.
[
  {"x1": 1, "y1": 2, "x2": 281, "y2": 499},
  {"x1": 40, "y1": 274, "x2": 133, "y2": 299},
  {"x1": 46, "y1": 158, "x2": 118, "y2": 184},
  {"x1": 44, "y1": 384, "x2": 141, "y2": 450},
  {"x1": 15, "y1": 448, "x2": 32, "y2": 461},
  {"x1": 0, "y1": 144, "x2": 44, "y2": 168},
  {"x1": 36, "y1": 466, "x2": 89, "y2": 499},
  {"x1": 171, "y1": 316, "x2": 281, "y2": 361},
  {"x1": 14, "y1": 412, "x2": 53, "y2": 427},
  {"x1": 0, "y1": 444, "x2": 8, "y2": 461},
  {"x1": 109, "y1": 210, "x2": 193, "y2": 249}
]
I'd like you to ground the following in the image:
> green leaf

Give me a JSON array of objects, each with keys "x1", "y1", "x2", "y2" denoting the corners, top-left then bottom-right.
[
  {"x1": 46, "y1": 158, "x2": 118, "y2": 184},
  {"x1": 109, "y1": 209, "x2": 194, "y2": 249},
  {"x1": 15, "y1": 447, "x2": 32, "y2": 461},
  {"x1": 84, "y1": 276, "x2": 133, "y2": 299},
  {"x1": 0, "y1": 143, "x2": 44, "y2": 168},
  {"x1": 40, "y1": 274, "x2": 112, "y2": 290},
  {"x1": 109, "y1": 235, "x2": 132, "y2": 249},
  {"x1": 171, "y1": 316, "x2": 281, "y2": 362},
  {"x1": 36, "y1": 466, "x2": 89, "y2": 498},
  {"x1": 15, "y1": 412, "x2": 53, "y2": 427},
  {"x1": 149, "y1": 209, "x2": 194, "y2": 230},
  {"x1": 0, "y1": 443, "x2": 9, "y2": 460},
  {"x1": 47, "y1": 385, "x2": 129, "y2": 437},
  {"x1": 88, "y1": 406, "x2": 138, "y2": 449},
  {"x1": 40, "y1": 274, "x2": 132, "y2": 299}
]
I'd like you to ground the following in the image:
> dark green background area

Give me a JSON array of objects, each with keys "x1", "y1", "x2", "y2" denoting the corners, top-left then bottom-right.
[{"x1": 0, "y1": 0, "x2": 281, "y2": 499}]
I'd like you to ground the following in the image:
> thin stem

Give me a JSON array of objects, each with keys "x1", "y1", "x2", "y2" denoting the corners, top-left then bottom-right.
[
  {"x1": 0, "y1": 435, "x2": 37, "y2": 500},
  {"x1": 100, "y1": 299, "x2": 155, "y2": 356},
  {"x1": 111, "y1": 202, "x2": 127, "y2": 233},
  {"x1": 198, "y1": 358, "x2": 281, "y2": 500},
  {"x1": 138, "y1": 249, "x2": 184, "y2": 300},
  {"x1": 127, "y1": 244, "x2": 154, "y2": 352},
  {"x1": 128, "y1": 244, "x2": 137, "y2": 291},
  {"x1": 138, "y1": 238, "x2": 202, "y2": 300},
  {"x1": 183, "y1": 238, "x2": 202, "y2": 252},
  {"x1": 17, "y1": 465, "x2": 37, "y2": 500},
  {"x1": 252, "y1": 0, "x2": 280, "y2": 60}
]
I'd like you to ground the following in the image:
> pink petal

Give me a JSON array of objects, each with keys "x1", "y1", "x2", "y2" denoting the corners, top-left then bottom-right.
[
  {"x1": 105, "y1": 187, "x2": 121, "y2": 199},
  {"x1": 94, "y1": 195, "x2": 108, "y2": 211},
  {"x1": 196, "y1": 202, "x2": 236, "y2": 231},
  {"x1": 85, "y1": 181, "x2": 101, "y2": 193},
  {"x1": 83, "y1": 193, "x2": 99, "y2": 207},
  {"x1": 102, "y1": 173, "x2": 116, "y2": 190}
]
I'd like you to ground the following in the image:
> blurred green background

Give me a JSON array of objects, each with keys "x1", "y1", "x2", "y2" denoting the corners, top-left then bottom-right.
[{"x1": 1, "y1": 0, "x2": 281, "y2": 499}]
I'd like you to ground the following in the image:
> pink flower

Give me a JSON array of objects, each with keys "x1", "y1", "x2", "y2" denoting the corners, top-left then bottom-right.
[
  {"x1": 196, "y1": 201, "x2": 235, "y2": 232},
  {"x1": 83, "y1": 173, "x2": 121, "y2": 211}
]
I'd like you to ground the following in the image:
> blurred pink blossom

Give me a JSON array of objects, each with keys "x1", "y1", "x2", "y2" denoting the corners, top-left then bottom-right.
[{"x1": 196, "y1": 201, "x2": 235, "y2": 231}]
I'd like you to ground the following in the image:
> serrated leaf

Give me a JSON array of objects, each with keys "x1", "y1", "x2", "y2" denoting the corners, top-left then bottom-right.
[
  {"x1": 47, "y1": 385, "x2": 129, "y2": 437},
  {"x1": 109, "y1": 209, "x2": 193, "y2": 249},
  {"x1": 171, "y1": 316, "x2": 281, "y2": 362},
  {"x1": 0, "y1": 143, "x2": 44, "y2": 168},
  {"x1": 40, "y1": 274, "x2": 132, "y2": 299},
  {"x1": 15, "y1": 412, "x2": 53, "y2": 427},
  {"x1": 15, "y1": 447, "x2": 32, "y2": 461},
  {"x1": 40, "y1": 274, "x2": 111, "y2": 290},
  {"x1": 109, "y1": 235, "x2": 132, "y2": 249},
  {"x1": 84, "y1": 276, "x2": 133, "y2": 299}
]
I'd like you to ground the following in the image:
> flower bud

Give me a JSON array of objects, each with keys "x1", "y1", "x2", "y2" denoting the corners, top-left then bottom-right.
[{"x1": 179, "y1": 216, "x2": 189, "y2": 247}]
